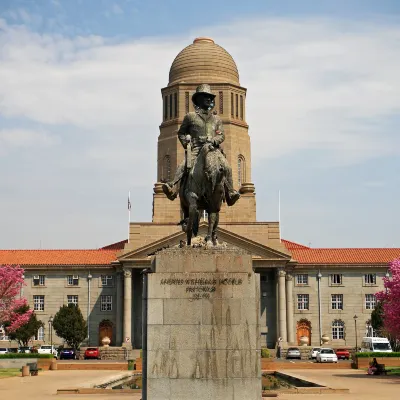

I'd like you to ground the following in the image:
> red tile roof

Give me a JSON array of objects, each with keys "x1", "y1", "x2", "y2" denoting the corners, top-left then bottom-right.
[
  {"x1": 281, "y1": 239, "x2": 310, "y2": 250},
  {"x1": 101, "y1": 240, "x2": 128, "y2": 250},
  {"x1": 288, "y1": 248, "x2": 400, "y2": 265},
  {"x1": 0, "y1": 250, "x2": 118, "y2": 266}
]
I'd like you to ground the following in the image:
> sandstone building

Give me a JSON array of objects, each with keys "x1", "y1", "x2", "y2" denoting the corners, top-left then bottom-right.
[{"x1": 1, "y1": 38, "x2": 399, "y2": 351}]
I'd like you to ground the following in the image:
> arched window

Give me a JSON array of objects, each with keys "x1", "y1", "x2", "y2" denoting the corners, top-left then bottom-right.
[
  {"x1": 36, "y1": 326, "x2": 45, "y2": 341},
  {"x1": 0, "y1": 326, "x2": 8, "y2": 341},
  {"x1": 163, "y1": 155, "x2": 171, "y2": 182},
  {"x1": 237, "y1": 155, "x2": 246, "y2": 187},
  {"x1": 332, "y1": 319, "x2": 345, "y2": 340}
]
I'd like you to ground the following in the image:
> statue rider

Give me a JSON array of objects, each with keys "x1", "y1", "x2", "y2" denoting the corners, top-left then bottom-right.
[{"x1": 162, "y1": 84, "x2": 240, "y2": 206}]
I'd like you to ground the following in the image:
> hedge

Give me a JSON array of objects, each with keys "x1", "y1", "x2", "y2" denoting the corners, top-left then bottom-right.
[
  {"x1": 356, "y1": 352, "x2": 400, "y2": 358},
  {"x1": 0, "y1": 354, "x2": 53, "y2": 359}
]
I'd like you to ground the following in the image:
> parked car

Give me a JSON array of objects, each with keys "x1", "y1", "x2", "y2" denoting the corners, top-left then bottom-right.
[
  {"x1": 309, "y1": 347, "x2": 321, "y2": 359},
  {"x1": 335, "y1": 348, "x2": 350, "y2": 360},
  {"x1": 0, "y1": 347, "x2": 8, "y2": 354},
  {"x1": 38, "y1": 345, "x2": 58, "y2": 357},
  {"x1": 18, "y1": 347, "x2": 31, "y2": 353},
  {"x1": 286, "y1": 347, "x2": 301, "y2": 359},
  {"x1": 316, "y1": 348, "x2": 338, "y2": 363},
  {"x1": 59, "y1": 348, "x2": 78, "y2": 360},
  {"x1": 84, "y1": 347, "x2": 100, "y2": 360},
  {"x1": 7, "y1": 348, "x2": 18, "y2": 354}
]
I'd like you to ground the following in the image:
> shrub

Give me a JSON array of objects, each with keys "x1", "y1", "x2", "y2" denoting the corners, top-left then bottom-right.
[
  {"x1": 356, "y1": 352, "x2": 400, "y2": 358},
  {"x1": 261, "y1": 348, "x2": 270, "y2": 358},
  {"x1": 0, "y1": 354, "x2": 53, "y2": 359}
]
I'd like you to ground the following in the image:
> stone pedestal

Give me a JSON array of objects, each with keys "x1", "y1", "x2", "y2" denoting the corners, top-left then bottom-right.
[{"x1": 146, "y1": 248, "x2": 261, "y2": 400}]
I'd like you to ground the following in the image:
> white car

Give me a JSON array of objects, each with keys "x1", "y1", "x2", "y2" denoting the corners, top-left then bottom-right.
[
  {"x1": 0, "y1": 347, "x2": 8, "y2": 354},
  {"x1": 316, "y1": 348, "x2": 338, "y2": 363},
  {"x1": 309, "y1": 347, "x2": 321, "y2": 359},
  {"x1": 37, "y1": 345, "x2": 57, "y2": 357}
]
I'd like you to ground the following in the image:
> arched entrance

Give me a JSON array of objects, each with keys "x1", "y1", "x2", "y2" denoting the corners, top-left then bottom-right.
[
  {"x1": 296, "y1": 319, "x2": 311, "y2": 345},
  {"x1": 99, "y1": 320, "x2": 113, "y2": 346}
]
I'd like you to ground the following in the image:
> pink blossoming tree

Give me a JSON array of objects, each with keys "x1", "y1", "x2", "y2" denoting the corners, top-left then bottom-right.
[
  {"x1": 0, "y1": 265, "x2": 32, "y2": 333},
  {"x1": 376, "y1": 258, "x2": 400, "y2": 339}
]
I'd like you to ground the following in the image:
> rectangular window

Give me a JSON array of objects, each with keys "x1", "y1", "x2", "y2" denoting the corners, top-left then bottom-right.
[
  {"x1": 163, "y1": 96, "x2": 168, "y2": 120},
  {"x1": 169, "y1": 94, "x2": 172, "y2": 119},
  {"x1": 185, "y1": 92, "x2": 189, "y2": 114},
  {"x1": 365, "y1": 294, "x2": 376, "y2": 310},
  {"x1": 36, "y1": 326, "x2": 45, "y2": 341},
  {"x1": 240, "y1": 95, "x2": 243, "y2": 119},
  {"x1": 219, "y1": 91, "x2": 223, "y2": 114},
  {"x1": 101, "y1": 275, "x2": 113, "y2": 287},
  {"x1": 235, "y1": 94, "x2": 239, "y2": 118},
  {"x1": 33, "y1": 295, "x2": 45, "y2": 311},
  {"x1": 33, "y1": 275, "x2": 45, "y2": 286},
  {"x1": 332, "y1": 321, "x2": 345, "y2": 339},
  {"x1": 296, "y1": 274, "x2": 308, "y2": 285},
  {"x1": 231, "y1": 92, "x2": 234, "y2": 117},
  {"x1": 331, "y1": 274, "x2": 342, "y2": 285},
  {"x1": 174, "y1": 92, "x2": 178, "y2": 118},
  {"x1": 67, "y1": 275, "x2": 79, "y2": 286},
  {"x1": 331, "y1": 294, "x2": 343, "y2": 310},
  {"x1": 364, "y1": 274, "x2": 376, "y2": 285},
  {"x1": 101, "y1": 295, "x2": 112, "y2": 311},
  {"x1": 297, "y1": 294, "x2": 309, "y2": 310},
  {"x1": 67, "y1": 295, "x2": 78, "y2": 306}
]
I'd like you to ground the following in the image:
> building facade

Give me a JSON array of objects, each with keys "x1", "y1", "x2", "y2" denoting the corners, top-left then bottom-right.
[{"x1": 1, "y1": 38, "x2": 399, "y2": 350}]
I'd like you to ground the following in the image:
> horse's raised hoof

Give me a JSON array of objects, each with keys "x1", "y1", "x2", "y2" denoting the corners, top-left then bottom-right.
[
  {"x1": 226, "y1": 191, "x2": 240, "y2": 206},
  {"x1": 162, "y1": 182, "x2": 178, "y2": 201}
]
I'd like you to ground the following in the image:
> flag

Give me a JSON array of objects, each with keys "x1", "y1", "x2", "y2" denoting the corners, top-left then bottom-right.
[{"x1": 128, "y1": 195, "x2": 131, "y2": 211}]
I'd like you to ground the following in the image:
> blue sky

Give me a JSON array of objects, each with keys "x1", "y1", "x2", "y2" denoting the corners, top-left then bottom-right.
[{"x1": 0, "y1": 0, "x2": 399, "y2": 249}]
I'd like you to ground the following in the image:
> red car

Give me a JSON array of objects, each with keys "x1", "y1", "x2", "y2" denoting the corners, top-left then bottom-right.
[
  {"x1": 335, "y1": 348, "x2": 350, "y2": 360},
  {"x1": 84, "y1": 347, "x2": 100, "y2": 360}
]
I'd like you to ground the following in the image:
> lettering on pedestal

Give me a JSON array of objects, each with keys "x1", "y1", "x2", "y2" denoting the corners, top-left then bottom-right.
[{"x1": 159, "y1": 276, "x2": 243, "y2": 300}]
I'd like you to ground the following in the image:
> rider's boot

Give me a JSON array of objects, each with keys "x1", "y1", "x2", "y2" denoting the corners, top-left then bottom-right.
[
  {"x1": 226, "y1": 188, "x2": 240, "y2": 206},
  {"x1": 162, "y1": 182, "x2": 178, "y2": 201}
]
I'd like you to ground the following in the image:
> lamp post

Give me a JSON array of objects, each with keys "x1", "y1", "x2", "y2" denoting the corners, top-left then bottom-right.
[
  {"x1": 353, "y1": 315, "x2": 358, "y2": 351},
  {"x1": 317, "y1": 271, "x2": 322, "y2": 345},
  {"x1": 87, "y1": 272, "x2": 92, "y2": 345},
  {"x1": 385, "y1": 270, "x2": 390, "y2": 294},
  {"x1": 48, "y1": 316, "x2": 54, "y2": 348}
]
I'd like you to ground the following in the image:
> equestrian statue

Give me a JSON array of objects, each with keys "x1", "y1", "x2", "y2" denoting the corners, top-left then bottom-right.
[{"x1": 162, "y1": 84, "x2": 240, "y2": 246}]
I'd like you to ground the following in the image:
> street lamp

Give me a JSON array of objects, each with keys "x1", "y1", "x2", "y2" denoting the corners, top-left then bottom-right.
[
  {"x1": 353, "y1": 315, "x2": 358, "y2": 351},
  {"x1": 317, "y1": 271, "x2": 322, "y2": 345},
  {"x1": 48, "y1": 316, "x2": 54, "y2": 348}
]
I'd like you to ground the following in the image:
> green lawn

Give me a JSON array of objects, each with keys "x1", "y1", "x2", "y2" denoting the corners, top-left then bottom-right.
[
  {"x1": 0, "y1": 369, "x2": 20, "y2": 379},
  {"x1": 386, "y1": 367, "x2": 400, "y2": 376}
]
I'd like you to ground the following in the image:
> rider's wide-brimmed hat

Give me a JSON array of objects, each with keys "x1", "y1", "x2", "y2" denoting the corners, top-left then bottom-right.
[{"x1": 192, "y1": 84, "x2": 216, "y2": 106}]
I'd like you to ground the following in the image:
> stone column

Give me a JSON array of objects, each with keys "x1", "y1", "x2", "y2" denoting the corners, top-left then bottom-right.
[
  {"x1": 286, "y1": 273, "x2": 295, "y2": 344},
  {"x1": 123, "y1": 268, "x2": 132, "y2": 347},
  {"x1": 277, "y1": 268, "x2": 287, "y2": 342},
  {"x1": 116, "y1": 271, "x2": 123, "y2": 346}
]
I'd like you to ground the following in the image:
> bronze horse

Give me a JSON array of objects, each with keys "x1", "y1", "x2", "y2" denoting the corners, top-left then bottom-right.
[{"x1": 179, "y1": 136, "x2": 227, "y2": 246}]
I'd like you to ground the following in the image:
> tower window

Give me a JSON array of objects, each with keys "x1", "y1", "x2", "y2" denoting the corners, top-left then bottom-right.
[
  {"x1": 240, "y1": 95, "x2": 243, "y2": 120},
  {"x1": 174, "y1": 93, "x2": 178, "y2": 118},
  {"x1": 219, "y1": 91, "x2": 223, "y2": 114},
  {"x1": 169, "y1": 94, "x2": 172, "y2": 119},
  {"x1": 164, "y1": 96, "x2": 168, "y2": 120},
  {"x1": 163, "y1": 155, "x2": 171, "y2": 181},
  {"x1": 237, "y1": 155, "x2": 246, "y2": 186},
  {"x1": 231, "y1": 92, "x2": 234, "y2": 117},
  {"x1": 235, "y1": 94, "x2": 239, "y2": 118},
  {"x1": 185, "y1": 92, "x2": 189, "y2": 114}
]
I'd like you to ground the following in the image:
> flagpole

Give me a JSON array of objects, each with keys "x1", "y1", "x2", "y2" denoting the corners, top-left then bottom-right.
[
  {"x1": 278, "y1": 190, "x2": 281, "y2": 242},
  {"x1": 128, "y1": 191, "x2": 131, "y2": 243}
]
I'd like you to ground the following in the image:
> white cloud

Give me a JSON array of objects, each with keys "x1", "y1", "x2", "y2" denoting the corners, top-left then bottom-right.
[
  {"x1": 0, "y1": 128, "x2": 59, "y2": 151},
  {"x1": 0, "y1": 16, "x2": 399, "y2": 248}
]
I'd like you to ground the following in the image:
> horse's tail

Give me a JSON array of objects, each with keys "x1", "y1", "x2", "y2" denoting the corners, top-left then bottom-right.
[{"x1": 193, "y1": 210, "x2": 200, "y2": 237}]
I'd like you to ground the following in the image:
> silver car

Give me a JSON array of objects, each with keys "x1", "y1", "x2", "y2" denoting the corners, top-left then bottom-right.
[{"x1": 286, "y1": 347, "x2": 301, "y2": 359}]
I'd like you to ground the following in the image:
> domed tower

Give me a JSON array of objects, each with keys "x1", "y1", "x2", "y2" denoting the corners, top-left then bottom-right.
[{"x1": 152, "y1": 37, "x2": 256, "y2": 223}]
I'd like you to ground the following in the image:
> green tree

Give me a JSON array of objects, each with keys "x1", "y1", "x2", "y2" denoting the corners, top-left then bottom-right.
[
  {"x1": 371, "y1": 301, "x2": 384, "y2": 335},
  {"x1": 7, "y1": 305, "x2": 44, "y2": 347},
  {"x1": 52, "y1": 304, "x2": 87, "y2": 350}
]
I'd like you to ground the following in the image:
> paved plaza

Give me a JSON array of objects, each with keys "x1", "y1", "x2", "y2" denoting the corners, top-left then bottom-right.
[{"x1": 0, "y1": 368, "x2": 398, "y2": 399}]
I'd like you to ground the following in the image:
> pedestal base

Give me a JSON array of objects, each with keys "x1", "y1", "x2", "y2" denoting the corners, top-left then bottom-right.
[{"x1": 146, "y1": 247, "x2": 262, "y2": 400}]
